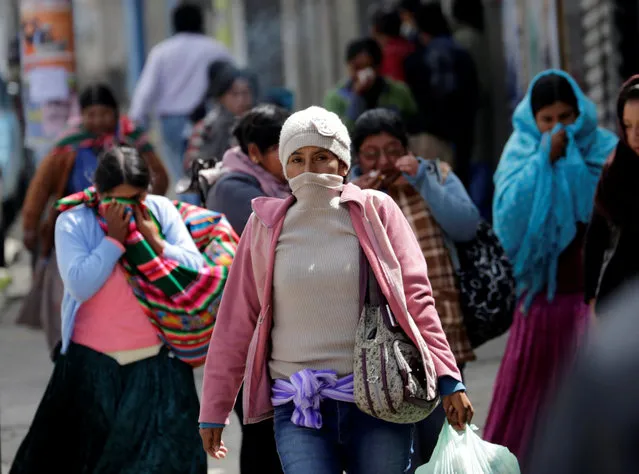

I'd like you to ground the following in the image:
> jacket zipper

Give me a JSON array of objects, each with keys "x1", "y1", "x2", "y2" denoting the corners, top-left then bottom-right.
[{"x1": 243, "y1": 306, "x2": 269, "y2": 420}]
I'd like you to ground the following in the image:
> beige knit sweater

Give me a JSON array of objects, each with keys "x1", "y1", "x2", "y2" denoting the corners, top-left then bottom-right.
[{"x1": 269, "y1": 173, "x2": 361, "y2": 380}]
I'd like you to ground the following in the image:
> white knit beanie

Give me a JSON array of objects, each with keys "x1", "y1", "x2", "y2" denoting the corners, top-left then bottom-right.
[{"x1": 279, "y1": 106, "x2": 351, "y2": 178}]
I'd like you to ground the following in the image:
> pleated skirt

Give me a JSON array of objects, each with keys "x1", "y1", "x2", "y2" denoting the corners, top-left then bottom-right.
[{"x1": 10, "y1": 343, "x2": 207, "y2": 474}]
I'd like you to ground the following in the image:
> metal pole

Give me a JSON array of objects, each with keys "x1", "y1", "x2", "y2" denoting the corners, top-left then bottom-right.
[{"x1": 123, "y1": 0, "x2": 146, "y2": 99}]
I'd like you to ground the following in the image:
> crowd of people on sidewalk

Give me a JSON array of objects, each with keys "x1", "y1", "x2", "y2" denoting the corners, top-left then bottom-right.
[{"x1": 3, "y1": 0, "x2": 639, "y2": 473}]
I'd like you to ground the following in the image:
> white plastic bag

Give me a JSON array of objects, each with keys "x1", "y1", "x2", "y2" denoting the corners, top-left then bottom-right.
[{"x1": 416, "y1": 422, "x2": 520, "y2": 474}]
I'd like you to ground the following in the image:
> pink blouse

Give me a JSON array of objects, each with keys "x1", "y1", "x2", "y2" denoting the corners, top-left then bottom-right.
[{"x1": 72, "y1": 265, "x2": 159, "y2": 353}]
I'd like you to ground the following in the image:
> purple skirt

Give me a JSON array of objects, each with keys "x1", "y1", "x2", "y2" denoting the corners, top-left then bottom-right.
[{"x1": 483, "y1": 292, "x2": 589, "y2": 463}]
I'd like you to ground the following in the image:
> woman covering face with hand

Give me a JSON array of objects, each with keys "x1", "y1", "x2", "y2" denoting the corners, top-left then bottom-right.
[
  {"x1": 10, "y1": 147, "x2": 214, "y2": 474},
  {"x1": 484, "y1": 70, "x2": 618, "y2": 464},
  {"x1": 350, "y1": 108, "x2": 481, "y2": 468},
  {"x1": 199, "y1": 106, "x2": 472, "y2": 474}
]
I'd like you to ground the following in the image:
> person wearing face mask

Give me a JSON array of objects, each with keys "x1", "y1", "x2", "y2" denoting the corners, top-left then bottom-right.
[
  {"x1": 10, "y1": 147, "x2": 211, "y2": 473},
  {"x1": 585, "y1": 77, "x2": 639, "y2": 314},
  {"x1": 350, "y1": 108, "x2": 480, "y2": 470},
  {"x1": 324, "y1": 37, "x2": 418, "y2": 132},
  {"x1": 198, "y1": 106, "x2": 473, "y2": 473},
  {"x1": 184, "y1": 60, "x2": 255, "y2": 173},
  {"x1": 397, "y1": 0, "x2": 422, "y2": 42},
  {"x1": 485, "y1": 70, "x2": 618, "y2": 464},
  {"x1": 369, "y1": 4, "x2": 415, "y2": 83},
  {"x1": 18, "y1": 84, "x2": 168, "y2": 356}
]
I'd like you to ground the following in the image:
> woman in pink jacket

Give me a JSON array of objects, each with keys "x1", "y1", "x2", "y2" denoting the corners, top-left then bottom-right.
[{"x1": 199, "y1": 106, "x2": 473, "y2": 473}]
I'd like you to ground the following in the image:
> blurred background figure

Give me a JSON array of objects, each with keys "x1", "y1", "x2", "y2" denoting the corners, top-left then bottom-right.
[
  {"x1": 262, "y1": 87, "x2": 294, "y2": 112},
  {"x1": 486, "y1": 70, "x2": 618, "y2": 466},
  {"x1": 184, "y1": 60, "x2": 256, "y2": 171},
  {"x1": 129, "y1": 2, "x2": 233, "y2": 183},
  {"x1": 324, "y1": 37, "x2": 418, "y2": 131},
  {"x1": 369, "y1": 4, "x2": 415, "y2": 83},
  {"x1": 404, "y1": 2, "x2": 479, "y2": 186},
  {"x1": 528, "y1": 280, "x2": 639, "y2": 474},
  {"x1": 0, "y1": 76, "x2": 25, "y2": 288},
  {"x1": 18, "y1": 84, "x2": 167, "y2": 357},
  {"x1": 585, "y1": 76, "x2": 639, "y2": 314},
  {"x1": 397, "y1": 0, "x2": 422, "y2": 43},
  {"x1": 206, "y1": 104, "x2": 290, "y2": 235},
  {"x1": 451, "y1": 0, "x2": 494, "y2": 219}
]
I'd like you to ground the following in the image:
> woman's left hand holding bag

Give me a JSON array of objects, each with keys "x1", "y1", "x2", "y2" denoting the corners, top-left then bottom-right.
[{"x1": 443, "y1": 391, "x2": 474, "y2": 431}]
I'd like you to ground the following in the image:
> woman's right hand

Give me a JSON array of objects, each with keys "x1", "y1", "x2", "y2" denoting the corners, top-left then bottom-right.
[
  {"x1": 550, "y1": 129, "x2": 567, "y2": 163},
  {"x1": 200, "y1": 427, "x2": 228, "y2": 459},
  {"x1": 351, "y1": 170, "x2": 382, "y2": 190},
  {"x1": 104, "y1": 202, "x2": 130, "y2": 243}
]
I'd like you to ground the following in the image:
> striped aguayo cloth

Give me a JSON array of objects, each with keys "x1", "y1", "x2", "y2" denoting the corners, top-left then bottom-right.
[{"x1": 56, "y1": 187, "x2": 239, "y2": 367}]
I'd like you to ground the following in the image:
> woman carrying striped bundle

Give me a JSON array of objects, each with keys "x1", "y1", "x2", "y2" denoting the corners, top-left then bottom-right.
[{"x1": 10, "y1": 146, "x2": 238, "y2": 474}]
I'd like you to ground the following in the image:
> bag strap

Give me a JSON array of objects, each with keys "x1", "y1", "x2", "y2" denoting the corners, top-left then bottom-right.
[{"x1": 359, "y1": 249, "x2": 382, "y2": 308}]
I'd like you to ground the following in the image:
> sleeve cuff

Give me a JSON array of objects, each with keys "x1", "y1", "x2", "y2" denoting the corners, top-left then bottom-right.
[
  {"x1": 199, "y1": 422, "x2": 225, "y2": 429},
  {"x1": 404, "y1": 157, "x2": 428, "y2": 187},
  {"x1": 104, "y1": 236, "x2": 126, "y2": 252},
  {"x1": 162, "y1": 242, "x2": 180, "y2": 261},
  {"x1": 438, "y1": 376, "x2": 466, "y2": 396}
]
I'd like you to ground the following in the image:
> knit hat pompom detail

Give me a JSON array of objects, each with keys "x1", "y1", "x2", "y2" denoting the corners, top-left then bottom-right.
[{"x1": 279, "y1": 106, "x2": 351, "y2": 178}]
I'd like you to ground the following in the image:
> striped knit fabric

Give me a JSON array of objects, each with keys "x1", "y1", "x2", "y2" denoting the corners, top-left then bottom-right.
[{"x1": 56, "y1": 188, "x2": 239, "y2": 367}]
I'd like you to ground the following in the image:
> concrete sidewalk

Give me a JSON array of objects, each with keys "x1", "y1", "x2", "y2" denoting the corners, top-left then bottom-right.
[{"x1": 0, "y1": 247, "x2": 506, "y2": 473}]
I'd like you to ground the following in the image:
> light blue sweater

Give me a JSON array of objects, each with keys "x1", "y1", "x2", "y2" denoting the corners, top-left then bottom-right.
[
  {"x1": 55, "y1": 194, "x2": 205, "y2": 355},
  {"x1": 350, "y1": 158, "x2": 480, "y2": 242}
]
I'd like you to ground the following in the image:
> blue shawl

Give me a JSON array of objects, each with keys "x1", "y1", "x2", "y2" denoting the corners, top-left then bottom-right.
[{"x1": 493, "y1": 69, "x2": 618, "y2": 308}]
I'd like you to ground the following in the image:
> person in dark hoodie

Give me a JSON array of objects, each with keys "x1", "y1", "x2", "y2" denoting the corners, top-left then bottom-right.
[
  {"x1": 585, "y1": 76, "x2": 639, "y2": 313},
  {"x1": 404, "y1": 2, "x2": 479, "y2": 187}
]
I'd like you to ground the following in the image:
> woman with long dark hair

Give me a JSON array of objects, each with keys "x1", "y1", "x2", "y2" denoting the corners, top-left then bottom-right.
[
  {"x1": 485, "y1": 70, "x2": 618, "y2": 463},
  {"x1": 11, "y1": 146, "x2": 208, "y2": 473},
  {"x1": 585, "y1": 76, "x2": 639, "y2": 311}
]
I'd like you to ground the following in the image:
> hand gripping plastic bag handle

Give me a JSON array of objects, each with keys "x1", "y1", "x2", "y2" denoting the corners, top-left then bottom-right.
[{"x1": 416, "y1": 422, "x2": 521, "y2": 474}]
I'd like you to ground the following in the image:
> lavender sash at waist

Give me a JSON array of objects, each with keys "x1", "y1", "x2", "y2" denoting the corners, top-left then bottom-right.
[{"x1": 271, "y1": 369, "x2": 355, "y2": 429}]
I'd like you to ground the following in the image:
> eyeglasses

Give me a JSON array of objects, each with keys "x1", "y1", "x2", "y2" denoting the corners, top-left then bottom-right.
[{"x1": 358, "y1": 144, "x2": 406, "y2": 162}]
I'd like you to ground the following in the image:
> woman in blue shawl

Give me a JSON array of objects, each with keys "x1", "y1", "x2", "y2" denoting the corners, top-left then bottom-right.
[{"x1": 483, "y1": 69, "x2": 618, "y2": 464}]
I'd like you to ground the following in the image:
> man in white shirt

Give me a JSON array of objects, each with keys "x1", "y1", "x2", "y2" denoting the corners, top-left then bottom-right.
[{"x1": 129, "y1": 3, "x2": 233, "y2": 182}]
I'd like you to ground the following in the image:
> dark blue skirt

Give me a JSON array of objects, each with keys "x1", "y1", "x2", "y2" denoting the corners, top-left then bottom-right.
[{"x1": 10, "y1": 343, "x2": 207, "y2": 474}]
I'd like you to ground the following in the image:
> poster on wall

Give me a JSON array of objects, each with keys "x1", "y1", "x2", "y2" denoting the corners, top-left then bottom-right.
[{"x1": 20, "y1": 0, "x2": 78, "y2": 163}]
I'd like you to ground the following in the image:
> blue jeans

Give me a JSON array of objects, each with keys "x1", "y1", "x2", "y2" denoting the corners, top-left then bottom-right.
[
  {"x1": 159, "y1": 115, "x2": 189, "y2": 183},
  {"x1": 274, "y1": 400, "x2": 413, "y2": 474}
]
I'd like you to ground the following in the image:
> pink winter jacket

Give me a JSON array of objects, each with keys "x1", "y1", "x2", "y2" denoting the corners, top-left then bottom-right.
[{"x1": 199, "y1": 183, "x2": 461, "y2": 425}]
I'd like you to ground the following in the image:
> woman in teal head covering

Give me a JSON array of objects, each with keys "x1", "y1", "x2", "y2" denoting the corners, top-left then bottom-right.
[{"x1": 483, "y1": 69, "x2": 618, "y2": 463}]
